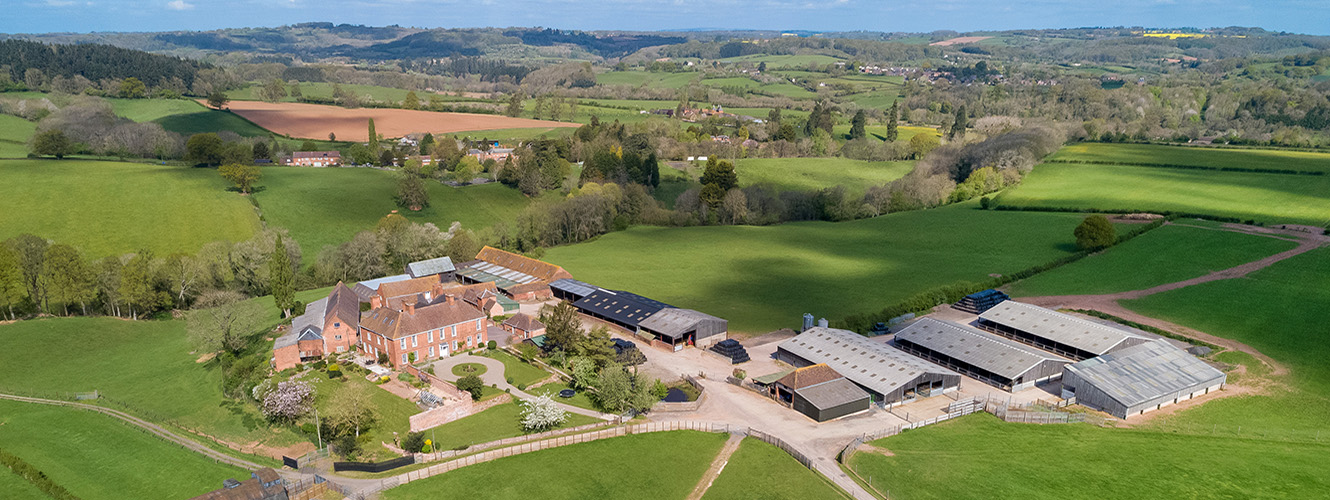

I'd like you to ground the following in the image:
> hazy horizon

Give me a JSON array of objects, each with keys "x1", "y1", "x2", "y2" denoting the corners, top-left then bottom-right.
[{"x1": 4, "y1": 0, "x2": 1327, "y2": 36}]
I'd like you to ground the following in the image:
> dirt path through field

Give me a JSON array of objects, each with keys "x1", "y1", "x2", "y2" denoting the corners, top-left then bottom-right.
[
  {"x1": 1016, "y1": 222, "x2": 1328, "y2": 376},
  {"x1": 684, "y1": 433, "x2": 745, "y2": 500}
]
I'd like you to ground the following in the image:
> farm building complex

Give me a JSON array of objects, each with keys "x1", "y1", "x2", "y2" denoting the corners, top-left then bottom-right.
[
  {"x1": 1062, "y1": 340, "x2": 1227, "y2": 418},
  {"x1": 550, "y1": 278, "x2": 729, "y2": 349},
  {"x1": 457, "y1": 246, "x2": 573, "y2": 301},
  {"x1": 977, "y1": 301, "x2": 1152, "y2": 361},
  {"x1": 894, "y1": 318, "x2": 1070, "y2": 392},
  {"x1": 770, "y1": 364, "x2": 871, "y2": 422},
  {"x1": 778, "y1": 326, "x2": 960, "y2": 407}
]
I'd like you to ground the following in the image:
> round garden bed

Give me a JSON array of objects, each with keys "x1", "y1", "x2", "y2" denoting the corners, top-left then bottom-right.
[{"x1": 451, "y1": 363, "x2": 488, "y2": 377}]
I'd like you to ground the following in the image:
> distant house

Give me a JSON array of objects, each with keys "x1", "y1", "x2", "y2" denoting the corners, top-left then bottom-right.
[
  {"x1": 272, "y1": 283, "x2": 360, "y2": 371},
  {"x1": 501, "y1": 313, "x2": 546, "y2": 341},
  {"x1": 467, "y1": 147, "x2": 514, "y2": 163},
  {"x1": 190, "y1": 468, "x2": 287, "y2": 500},
  {"x1": 284, "y1": 151, "x2": 341, "y2": 167}
]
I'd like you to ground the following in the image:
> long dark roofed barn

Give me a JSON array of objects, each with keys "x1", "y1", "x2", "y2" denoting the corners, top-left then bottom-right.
[
  {"x1": 977, "y1": 301, "x2": 1151, "y2": 361},
  {"x1": 894, "y1": 318, "x2": 1070, "y2": 392},
  {"x1": 777, "y1": 326, "x2": 960, "y2": 407},
  {"x1": 573, "y1": 289, "x2": 672, "y2": 331}
]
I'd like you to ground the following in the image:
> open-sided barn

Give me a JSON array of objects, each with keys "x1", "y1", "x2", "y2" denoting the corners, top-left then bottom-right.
[
  {"x1": 638, "y1": 308, "x2": 728, "y2": 349},
  {"x1": 894, "y1": 318, "x2": 1070, "y2": 392},
  {"x1": 977, "y1": 301, "x2": 1152, "y2": 361},
  {"x1": 777, "y1": 326, "x2": 960, "y2": 407},
  {"x1": 456, "y1": 246, "x2": 573, "y2": 300},
  {"x1": 771, "y1": 364, "x2": 871, "y2": 422},
  {"x1": 1062, "y1": 340, "x2": 1226, "y2": 418}
]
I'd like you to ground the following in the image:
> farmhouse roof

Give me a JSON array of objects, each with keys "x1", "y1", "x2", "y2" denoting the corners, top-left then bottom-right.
[
  {"x1": 360, "y1": 300, "x2": 485, "y2": 340},
  {"x1": 467, "y1": 246, "x2": 572, "y2": 283},
  {"x1": 406, "y1": 256, "x2": 456, "y2": 278},
  {"x1": 377, "y1": 276, "x2": 441, "y2": 299},
  {"x1": 503, "y1": 313, "x2": 545, "y2": 332},
  {"x1": 894, "y1": 318, "x2": 1069, "y2": 380},
  {"x1": 325, "y1": 282, "x2": 360, "y2": 326},
  {"x1": 1066, "y1": 340, "x2": 1227, "y2": 408},
  {"x1": 979, "y1": 301, "x2": 1146, "y2": 356},
  {"x1": 778, "y1": 327, "x2": 959, "y2": 398}
]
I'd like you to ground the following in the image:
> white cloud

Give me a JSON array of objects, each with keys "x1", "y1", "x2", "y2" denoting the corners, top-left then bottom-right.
[{"x1": 166, "y1": 0, "x2": 193, "y2": 10}]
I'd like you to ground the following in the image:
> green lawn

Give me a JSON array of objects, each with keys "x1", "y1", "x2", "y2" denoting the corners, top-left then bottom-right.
[
  {"x1": 702, "y1": 437, "x2": 846, "y2": 500},
  {"x1": 423, "y1": 400, "x2": 601, "y2": 452},
  {"x1": 252, "y1": 167, "x2": 532, "y2": 254},
  {"x1": 226, "y1": 82, "x2": 474, "y2": 105},
  {"x1": 451, "y1": 362, "x2": 489, "y2": 377},
  {"x1": 1007, "y1": 224, "x2": 1298, "y2": 296},
  {"x1": 996, "y1": 162, "x2": 1330, "y2": 226},
  {"x1": 733, "y1": 157, "x2": 914, "y2": 193},
  {"x1": 487, "y1": 349, "x2": 552, "y2": 387},
  {"x1": 0, "y1": 399, "x2": 247, "y2": 500},
  {"x1": 531, "y1": 382, "x2": 598, "y2": 412},
  {"x1": 846, "y1": 413, "x2": 1330, "y2": 500},
  {"x1": 545, "y1": 202, "x2": 1091, "y2": 333},
  {"x1": 0, "y1": 159, "x2": 261, "y2": 257},
  {"x1": 0, "y1": 114, "x2": 36, "y2": 158},
  {"x1": 296, "y1": 371, "x2": 421, "y2": 461},
  {"x1": 1050, "y1": 142, "x2": 1330, "y2": 173},
  {"x1": 383, "y1": 431, "x2": 728, "y2": 500}
]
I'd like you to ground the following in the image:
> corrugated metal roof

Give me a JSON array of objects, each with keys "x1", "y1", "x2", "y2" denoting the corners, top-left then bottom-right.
[
  {"x1": 797, "y1": 378, "x2": 871, "y2": 411},
  {"x1": 550, "y1": 278, "x2": 600, "y2": 298},
  {"x1": 979, "y1": 301, "x2": 1145, "y2": 355},
  {"x1": 637, "y1": 308, "x2": 725, "y2": 338},
  {"x1": 1066, "y1": 340, "x2": 1227, "y2": 408},
  {"x1": 752, "y1": 368, "x2": 795, "y2": 385},
  {"x1": 779, "y1": 327, "x2": 959, "y2": 397},
  {"x1": 406, "y1": 256, "x2": 455, "y2": 278},
  {"x1": 895, "y1": 318, "x2": 1070, "y2": 379},
  {"x1": 573, "y1": 289, "x2": 672, "y2": 327}
]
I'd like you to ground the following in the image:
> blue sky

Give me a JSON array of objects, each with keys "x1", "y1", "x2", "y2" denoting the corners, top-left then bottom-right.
[{"x1": 4, "y1": 0, "x2": 1328, "y2": 35}]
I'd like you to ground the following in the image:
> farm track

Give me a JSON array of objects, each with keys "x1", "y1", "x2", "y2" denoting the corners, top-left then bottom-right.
[
  {"x1": 1017, "y1": 222, "x2": 1329, "y2": 376},
  {"x1": 685, "y1": 433, "x2": 745, "y2": 500},
  {"x1": 0, "y1": 392, "x2": 268, "y2": 472}
]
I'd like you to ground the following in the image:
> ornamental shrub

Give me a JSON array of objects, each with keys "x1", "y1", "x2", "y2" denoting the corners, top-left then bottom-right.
[{"x1": 487, "y1": 340, "x2": 497, "y2": 350}]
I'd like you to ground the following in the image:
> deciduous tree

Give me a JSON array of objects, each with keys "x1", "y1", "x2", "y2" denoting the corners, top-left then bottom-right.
[
  {"x1": 0, "y1": 245, "x2": 23, "y2": 320},
  {"x1": 7, "y1": 234, "x2": 48, "y2": 314},
  {"x1": 219, "y1": 163, "x2": 262, "y2": 194},
  {"x1": 118, "y1": 77, "x2": 146, "y2": 99},
  {"x1": 402, "y1": 90, "x2": 420, "y2": 110},
  {"x1": 395, "y1": 172, "x2": 429, "y2": 211},
  {"x1": 1074, "y1": 215, "x2": 1117, "y2": 250},
  {"x1": 259, "y1": 380, "x2": 314, "y2": 423},
  {"x1": 327, "y1": 385, "x2": 377, "y2": 437},
  {"x1": 540, "y1": 301, "x2": 585, "y2": 354},
  {"x1": 42, "y1": 244, "x2": 93, "y2": 315},
  {"x1": 30, "y1": 129, "x2": 72, "y2": 159},
  {"x1": 206, "y1": 92, "x2": 229, "y2": 110},
  {"x1": 520, "y1": 395, "x2": 568, "y2": 431},
  {"x1": 456, "y1": 375, "x2": 484, "y2": 401}
]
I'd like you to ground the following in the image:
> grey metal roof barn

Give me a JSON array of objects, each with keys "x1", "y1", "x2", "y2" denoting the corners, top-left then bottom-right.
[
  {"x1": 406, "y1": 256, "x2": 456, "y2": 279},
  {"x1": 894, "y1": 318, "x2": 1070, "y2": 391},
  {"x1": 1062, "y1": 340, "x2": 1226, "y2": 418},
  {"x1": 550, "y1": 278, "x2": 600, "y2": 302},
  {"x1": 638, "y1": 308, "x2": 728, "y2": 345},
  {"x1": 977, "y1": 301, "x2": 1151, "y2": 360},
  {"x1": 777, "y1": 327, "x2": 961, "y2": 406}
]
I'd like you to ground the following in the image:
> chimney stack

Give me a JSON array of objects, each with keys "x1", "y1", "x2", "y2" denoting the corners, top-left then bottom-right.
[
  {"x1": 404, "y1": 301, "x2": 415, "y2": 315},
  {"x1": 370, "y1": 295, "x2": 384, "y2": 310},
  {"x1": 445, "y1": 294, "x2": 456, "y2": 305}
]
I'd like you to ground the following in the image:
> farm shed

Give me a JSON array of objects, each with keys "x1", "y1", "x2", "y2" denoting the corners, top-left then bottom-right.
[
  {"x1": 638, "y1": 308, "x2": 729, "y2": 348},
  {"x1": 572, "y1": 289, "x2": 672, "y2": 332},
  {"x1": 977, "y1": 301, "x2": 1152, "y2": 361},
  {"x1": 777, "y1": 327, "x2": 961, "y2": 407},
  {"x1": 894, "y1": 318, "x2": 1070, "y2": 392},
  {"x1": 406, "y1": 256, "x2": 456, "y2": 282},
  {"x1": 1062, "y1": 340, "x2": 1226, "y2": 419},
  {"x1": 550, "y1": 278, "x2": 599, "y2": 302},
  {"x1": 771, "y1": 364, "x2": 871, "y2": 422},
  {"x1": 455, "y1": 246, "x2": 573, "y2": 300}
]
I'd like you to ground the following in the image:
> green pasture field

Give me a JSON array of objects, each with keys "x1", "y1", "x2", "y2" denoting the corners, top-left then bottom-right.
[
  {"x1": 0, "y1": 159, "x2": 260, "y2": 256},
  {"x1": 0, "y1": 466, "x2": 49, "y2": 500},
  {"x1": 719, "y1": 54, "x2": 844, "y2": 67},
  {"x1": 995, "y1": 162, "x2": 1330, "y2": 226},
  {"x1": 545, "y1": 202, "x2": 1092, "y2": 333},
  {"x1": 653, "y1": 167, "x2": 699, "y2": 208},
  {"x1": 0, "y1": 113, "x2": 36, "y2": 158},
  {"x1": 831, "y1": 124, "x2": 938, "y2": 142},
  {"x1": 702, "y1": 437, "x2": 847, "y2": 500},
  {"x1": 840, "y1": 91, "x2": 906, "y2": 109},
  {"x1": 0, "y1": 400, "x2": 247, "y2": 500},
  {"x1": 1049, "y1": 142, "x2": 1330, "y2": 173},
  {"x1": 446, "y1": 126, "x2": 576, "y2": 141},
  {"x1": 732, "y1": 157, "x2": 914, "y2": 193},
  {"x1": 595, "y1": 71, "x2": 701, "y2": 89},
  {"x1": 1007, "y1": 223, "x2": 1298, "y2": 297},
  {"x1": 382, "y1": 431, "x2": 727, "y2": 500},
  {"x1": 226, "y1": 82, "x2": 481, "y2": 105},
  {"x1": 420, "y1": 400, "x2": 601, "y2": 452},
  {"x1": 252, "y1": 167, "x2": 532, "y2": 255},
  {"x1": 846, "y1": 413, "x2": 1330, "y2": 500}
]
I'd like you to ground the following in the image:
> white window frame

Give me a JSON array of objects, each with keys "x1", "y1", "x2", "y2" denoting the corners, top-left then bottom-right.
[
  {"x1": 427, "y1": 331, "x2": 433, "y2": 343},
  {"x1": 412, "y1": 335, "x2": 418, "y2": 348},
  {"x1": 401, "y1": 353, "x2": 408, "y2": 365},
  {"x1": 475, "y1": 319, "x2": 482, "y2": 330},
  {"x1": 428, "y1": 346, "x2": 435, "y2": 357},
  {"x1": 400, "y1": 338, "x2": 406, "y2": 350}
]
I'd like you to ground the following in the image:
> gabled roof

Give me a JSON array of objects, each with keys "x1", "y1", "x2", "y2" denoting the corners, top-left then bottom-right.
[
  {"x1": 1066, "y1": 340, "x2": 1227, "y2": 409},
  {"x1": 466, "y1": 246, "x2": 572, "y2": 283},
  {"x1": 550, "y1": 278, "x2": 599, "y2": 298},
  {"x1": 573, "y1": 289, "x2": 672, "y2": 327},
  {"x1": 406, "y1": 256, "x2": 456, "y2": 278},
  {"x1": 979, "y1": 301, "x2": 1146, "y2": 356},
  {"x1": 377, "y1": 276, "x2": 440, "y2": 299},
  {"x1": 360, "y1": 299, "x2": 486, "y2": 340},
  {"x1": 895, "y1": 318, "x2": 1069, "y2": 380},
  {"x1": 280, "y1": 297, "x2": 328, "y2": 349},
  {"x1": 779, "y1": 327, "x2": 959, "y2": 397},
  {"x1": 796, "y1": 378, "x2": 871, "y2": 411},
  {"x1": 503, "y1": 313, "x2": 545, "y2": 332},
  {"x1": 291, "y1": 151, "x2": 340, "y2": 159},
  {"x1": 638, "y1": 308, "x2": 726, "y2": 339},
  {"x1": 325, "y1": 282, "x2": 360, "y2": 327},
  {"x1": 776, "y1": 364, "x2": 843, "y2": 390},
  {"x1": 354, "y1": 274, "x2": 412, "y2": 301}
]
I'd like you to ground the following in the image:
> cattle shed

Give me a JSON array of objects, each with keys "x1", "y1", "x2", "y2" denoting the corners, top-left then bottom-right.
[
  {"x1": 550, "y1": 278, "x2": 599, "y2": 302},
  {"x1": 777, "y1": 327, "x2": 961, "y2": 407},
  {"x1": 771, "y1": 364, "x2": 870, "y2": 422},
  {"x1": 1062, "y1": 340, "x2": 1227, "y2": 419},
  {"x1": 638, "y1": 308, "x2": 728, "y2": 348},
  {"x1": 894, "y1": 318, "x2": 1070, "y2": 392},
  {"x1": 572, "y1": 289, "x2": 672, "y2": 332},
  {"x1": 977, "y1": 301, "x2": 1152, "y2": 361}
]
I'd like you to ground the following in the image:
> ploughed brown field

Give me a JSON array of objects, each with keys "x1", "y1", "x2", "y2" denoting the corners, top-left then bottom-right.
[{"x1": 217, "y1": 100, "x2": 580, "y2": 141}]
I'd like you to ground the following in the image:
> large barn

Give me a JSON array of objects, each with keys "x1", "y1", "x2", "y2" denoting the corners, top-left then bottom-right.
[
  {"x1": 1061, "y1": 340, "x2": 1226, "y2": 418},
  {"x1": 573, "y1": 288, "x2": 672, "y2": 332},
  {"x1": 551, "y1": 278, "x2": 728, "y2": 349},
  {"x1": 777, "y1": 327, "x2": 961, "y2": 407},
  {"x1": 894, "y1": 318, "x2": 1070, "y2": 392},
  {"x1": 638, "y1": 308, "x2": 728, "y2": 349},
  {"x1": 455, "y1": 246, "x2": 573, "y2": 301},
  {"x1": 977, "y1": 301, "x2": 1152, "y2": 361}
]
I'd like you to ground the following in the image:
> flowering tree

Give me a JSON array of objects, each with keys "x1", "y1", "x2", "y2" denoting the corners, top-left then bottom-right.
[
  {"x1": 520, "y1": 395, "x2": 568, "y2": 432},
  {"x1": 260, "y1": 380, "x2": 315, "y2": 422}
]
